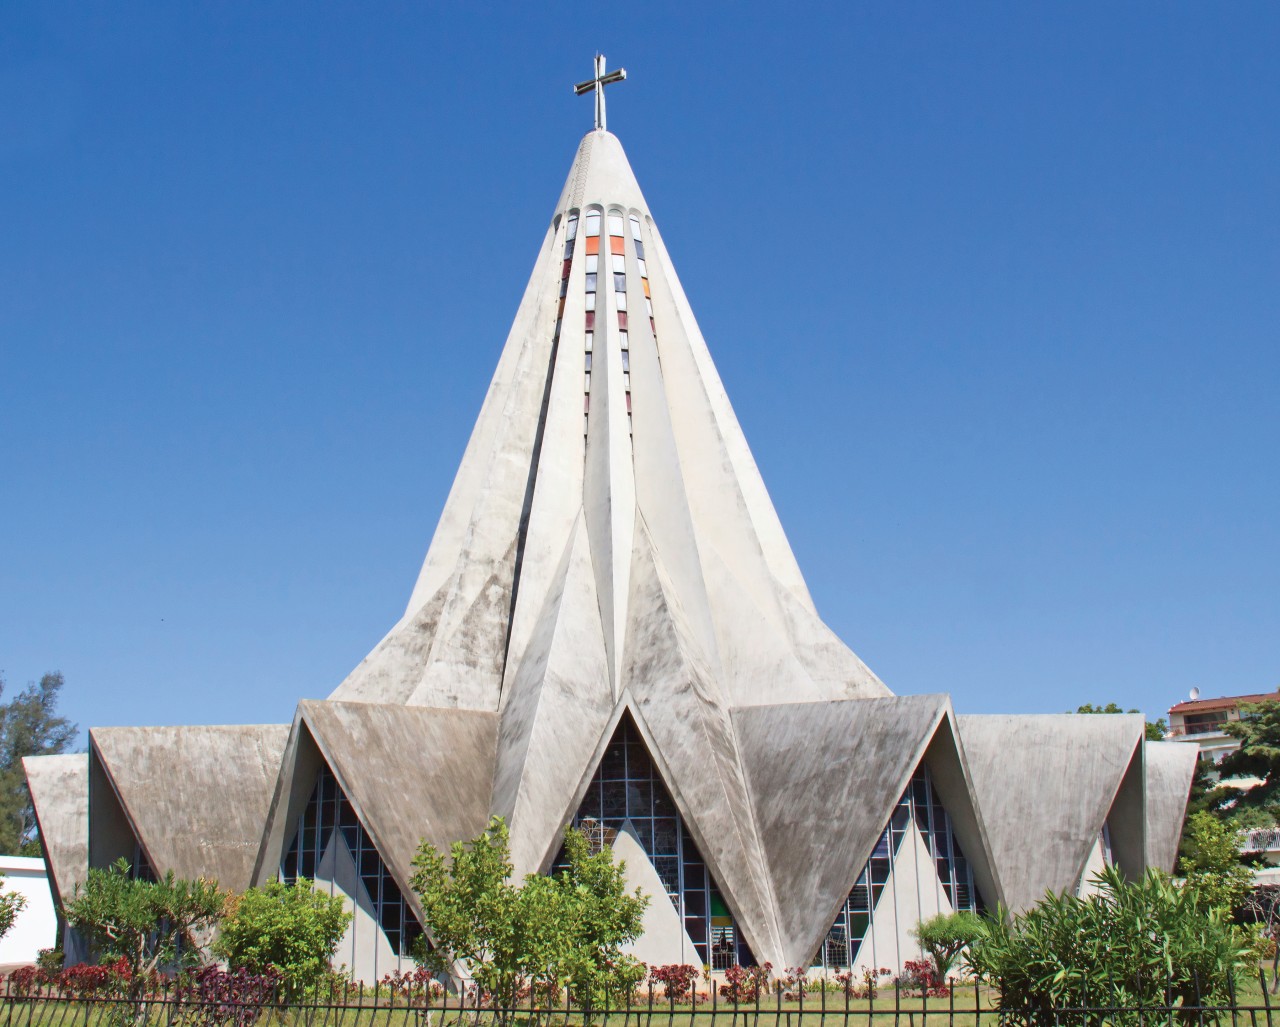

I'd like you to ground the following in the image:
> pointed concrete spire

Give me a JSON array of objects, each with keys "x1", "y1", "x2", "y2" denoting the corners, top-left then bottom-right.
[{"x1": 330, "y1": 128, "x2": 887, "y2": 715}]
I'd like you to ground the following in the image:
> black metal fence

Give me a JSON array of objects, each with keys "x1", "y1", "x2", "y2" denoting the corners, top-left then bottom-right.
[{"x1": 4, "y1": 971, "x2": 1280, "y2": 1027}]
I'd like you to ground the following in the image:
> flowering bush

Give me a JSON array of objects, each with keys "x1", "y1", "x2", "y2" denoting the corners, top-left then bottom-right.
[
  {"x1": 649, "y1": 964, "x2": 699, "y2": 1002},
  {"x1": 782, "y1": 966, "x2": 809, "y2": 1000},
  {"x1": 719, "y1": 962, "x2": 773, "y2": 1003},
  {"x1": 176, "y1": 967, "x2": 282, "y2": 1027},
  {"x1": 899, "y1": 959, "x2": 949, "y2": 997},
  {"x1": 380, "y1": 966, "x2": 445, "y2": 1004},
  {"x1": 6, "y1": 959, "x2": 139, "y2": 1000}
]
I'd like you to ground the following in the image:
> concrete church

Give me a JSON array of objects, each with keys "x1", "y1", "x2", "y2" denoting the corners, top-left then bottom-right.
[{"x1": 27, "y1": 60, "x2": 1198, "y2": 983}]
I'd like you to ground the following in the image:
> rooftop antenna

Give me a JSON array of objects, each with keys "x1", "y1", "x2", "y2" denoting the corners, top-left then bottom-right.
[
  {"x1": 573, "y1": 54, "x2": 626, "y2": 132},
  {"x1": 1189, "y1": 686, "x2": 1201, "y2": 701}
]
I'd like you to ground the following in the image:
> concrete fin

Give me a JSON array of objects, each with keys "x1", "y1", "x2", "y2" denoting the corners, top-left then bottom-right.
[
  {"x1": 859, "y1": 818, "x2": 951, "y2": 974},
  {"x1": 625, "y1": 264, "x2": 720, "y2": 670},
  {"x1": 89, "y1": 725, "x2": 289, "y2": 891},
  {"x1": 1143, "y1": 742, "x2": 1198, "y2": 873},
  {"x1": 732, "y1": 695, "x2": 948, "y2": 967},
  {"x1": 958, "y1": 713, "x2": 1143, "y2": 913},
  {"x1": 316, "y1": 824, "x2": 399, "y2": 983},
  {"x1": 583, "y1": 285, "x2": 633, "y2": 695},
  {"x1": 622, "y1": 525, "x2": 782, "y2": 963},
  {"x1": 611, "y1": 821, "x2": 703, "y2": 968},
  {"x1": 298, "y1": 701, "x2": 497, "y2": 904},
  {"x1": 406, "y1": 221, "x2": 561, "y2": 615},
  {"x1": 330, "y1": 586, "x2": 448, "y2": 705},
  {"x1": 644, "y1": 218, "x2": 815, "y2": 616},
  {"x1": 24, "y1": 753, "x2": 88, "y2": 908},
  {"x1": 408, "y1": 536, "x2": 518, "y2": 709},
  {"x1": 493, "y1": 517, "x2": 614, "y2": 876}
]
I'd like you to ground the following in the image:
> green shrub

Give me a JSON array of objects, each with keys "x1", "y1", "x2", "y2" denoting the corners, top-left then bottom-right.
[
  {"x1": 1177, "y1": 811, "x2": 1253, "y2": 912},
  {"x1": 967, "y1": 866, "x2": 1250, "y2": 1024},
  {"x1": 410, "y1": 816, "x2": 647, "y2": 1008},
  {"x1": 63, "y1": 858, "x2": 224, "y2": 1008},
  {"x1": 912, "y1": 910, "x2": 985, "y2": 980},
  {"x1": 214, "y1": 878, "x2": 351, "y2": 999}
]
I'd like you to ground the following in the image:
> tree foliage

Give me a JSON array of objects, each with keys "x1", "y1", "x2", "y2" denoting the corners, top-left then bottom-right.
[
  {"x1": 0, "y1": 671, "x2": 78, "y2": 855},
  {"x1": 214, "y1": 878, "x2": 351, "y2": 998},
  {"x1": 911, "y1": 910, "x2": 985, "y2": 980},
  {"x1": 410, "y1": 816, "x2": 647, "y2": 1009},
  {"x1": 63, "y1": 858, "x2": 224, "y2": 1001},
  {"x1": 1073, "y1": 702, "x2": 1167, "y2": 741},
  {"x1": 1177, "y1": 811, "x2": 1254, "y2": 913},
  {"x1": 967, "y1": 866, "x2": 1250, "y2": 1024},
  {"x1": 0, "y1": 872, "x2": 27, "y2": 941}
]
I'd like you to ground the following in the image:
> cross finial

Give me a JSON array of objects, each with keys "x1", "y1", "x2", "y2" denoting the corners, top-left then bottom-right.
[{"x1": 573, "y1": 54, "x2": 626, "y2": 132}]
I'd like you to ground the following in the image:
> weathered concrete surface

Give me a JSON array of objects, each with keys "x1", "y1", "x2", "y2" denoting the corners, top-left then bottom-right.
[
  {"x1": 90, "y1": 725, "x2": 288, "y2": 890},
  {"x1": 491, "y1": 518, "x2": 615, "y2": 878},
  {"x1": 958, "y1": 714, "x2": 1143, "y2": 912},
  {"x1": 329, "y1": 128, "x2": 889, "y2": 722},
  {"x1": 77, "y1": 125, "x2": 1171, "y2": 980},
  {"x1": 284, "y1": 702, "x2": 498, "y2": 915},
  {"x1": 1144, "y1": 742, "x2": 1198, "y2": 872},
  {"x1": 734, "y1": 696, "x2": 947, "y2": 967},
  {"x1": 23, "y1": 754, "x2": 88, "y2": 907}
]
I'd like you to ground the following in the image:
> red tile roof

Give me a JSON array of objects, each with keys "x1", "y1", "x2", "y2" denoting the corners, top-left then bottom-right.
[{"x1": 1169, "y1": 691, "x2": 1280, "y2": 715}]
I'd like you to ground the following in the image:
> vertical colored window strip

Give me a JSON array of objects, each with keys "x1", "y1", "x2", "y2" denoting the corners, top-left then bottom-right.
[
  {"x1": 607, "y1": 212, "x2": 631, "y2": 435},
  {"x1": 559, "y1": 213, "x2": 576, "y2": 336},
  {"x1": 583, "y1": 211, "x2": 600, "y2": 434},
  {"x1": 630, "y1": 215, "x2": 655, "y2": 339}
]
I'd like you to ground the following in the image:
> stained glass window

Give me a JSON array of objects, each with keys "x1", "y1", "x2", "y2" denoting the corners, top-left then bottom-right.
[
  {"x1": 821, "y1": 765, "x2": 979, "y2": 969},
  {"x1": 281, "y1": 764, "x2": 423, "y2": 960},
  {"x1": 560, "y1": 716, "x2": 754, "y2": 969}
]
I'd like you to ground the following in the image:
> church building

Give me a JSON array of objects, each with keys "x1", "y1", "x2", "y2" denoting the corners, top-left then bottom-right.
[{"x1": 26, "y1": 60, "x2": 1198, "y2": 983}]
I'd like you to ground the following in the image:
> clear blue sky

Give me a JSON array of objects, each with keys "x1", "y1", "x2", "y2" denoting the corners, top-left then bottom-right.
[{"x1": 2, "y1": 3, "x2": 1277, "y2": 739}]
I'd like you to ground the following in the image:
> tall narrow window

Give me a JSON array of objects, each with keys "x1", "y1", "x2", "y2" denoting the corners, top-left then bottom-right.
[
  {"x1": 559, "y1": 717, "x2": 754, "y2": 969},
  {"x1": 282, "y1": 764, "x2": 424, "y2": 963},
  {"x1": 821, "y1": 765, "x2": 980, "y2": 969}
]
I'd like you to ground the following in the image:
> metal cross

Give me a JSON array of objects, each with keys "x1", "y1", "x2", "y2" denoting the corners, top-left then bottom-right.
[{"x1": 573, "y1": 54, "x2": 626, "y2": 132}]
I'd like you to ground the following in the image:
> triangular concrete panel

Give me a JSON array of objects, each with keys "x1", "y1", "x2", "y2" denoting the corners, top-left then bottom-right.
[
  {"x1": 1144, "y1": 742, "x2": 1198, "y2": 873},
  {"x1": 90, "y1": 725, "x2": 289, "y2": 891},
  {"x1": 732, "y1": 695, "x2": 948, "y2": 967},
  {"x1": 296, "y1": 701, "x2": 497, "y2": 902},
  {"x1": 958, "y1": 714, "x2": 1143, "y2": 912},
  {"x1": 493, "y1": 517, "x2": 615, "y2": 876},
  {"x1": 623, "y1": 524, "x2": 781, "y2": 963},
  {"x1": 24, "y1": 754, "x2": 88, "y2": 907},
  {"x1": 611, "y1": 821, "x2": 703, "y2": 968}
]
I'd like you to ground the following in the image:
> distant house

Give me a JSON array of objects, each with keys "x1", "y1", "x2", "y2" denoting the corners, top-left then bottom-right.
[{"x1": 1166, "y1": 690, "x2": 1280, "y2": 764}]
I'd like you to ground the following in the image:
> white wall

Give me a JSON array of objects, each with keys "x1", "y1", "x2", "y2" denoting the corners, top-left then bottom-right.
[{"x1": 0, "y1": 856, "x2": 58, "y2": 966}]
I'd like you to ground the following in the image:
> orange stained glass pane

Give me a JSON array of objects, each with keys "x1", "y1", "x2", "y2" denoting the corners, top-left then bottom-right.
[
  {"x1": 557, "y1": 297, "x2": 565, "y2": 318},
  {"x1": 642, "y1": 279, "x2": 651, "y2": 298},
  {"x1": 585, "y1": 237, "x2": 600, "y2": 255},
  {"x1": 609, "y1": 236, "x2": 625, "y2": 254}
]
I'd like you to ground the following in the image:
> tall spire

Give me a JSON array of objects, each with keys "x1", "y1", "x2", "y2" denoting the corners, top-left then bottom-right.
[
  {"x1": 330, "y1": 127, "x2": 889, "y2": 715},
  {"x1": 573, "y1": 54, "x2": 626, "y2": 131}
]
